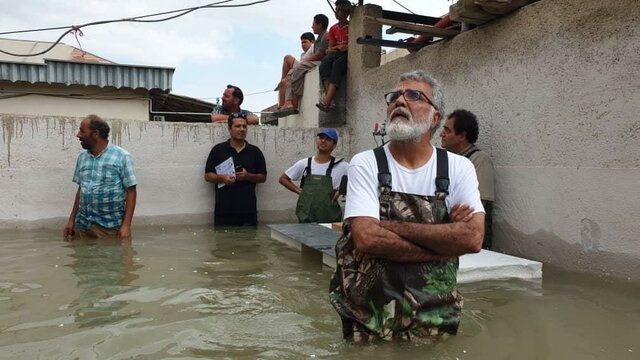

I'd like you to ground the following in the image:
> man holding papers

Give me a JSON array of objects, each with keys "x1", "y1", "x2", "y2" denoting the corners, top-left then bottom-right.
[{"x1": 205, "y1": 114, "x2": 267, "y2": 226}]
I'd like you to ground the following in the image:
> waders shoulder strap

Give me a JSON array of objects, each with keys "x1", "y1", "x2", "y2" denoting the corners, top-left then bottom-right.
[
  {"x1": 325, "y1": 157, "x2": 344, "y2": 176},
  {"x1": 300, "y1": 157, "x2": 313, "y2": 189},
  {"x1": 435, "y1": 148, "x2": 450, "y2": 195},
  {"x1": 305, "y1": 157, "x2": 312, "y2": 176},
  {"x1": 325, "y1": 157, "x2": 336, "y2": 176},
  {"x1": 373, "y1": 146, "x2": 392, "y2": 190},
  {"x1": 374, "y1": 146, "x2": 449, "y2": 194}
]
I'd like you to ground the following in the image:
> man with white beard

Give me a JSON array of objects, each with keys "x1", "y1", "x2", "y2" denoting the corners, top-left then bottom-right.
[{"x1": 329, "y1": 70, "x2": 485, "y2": 341}]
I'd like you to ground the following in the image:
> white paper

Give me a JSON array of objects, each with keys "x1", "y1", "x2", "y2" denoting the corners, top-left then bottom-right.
[{"x1": 215, "y1": 156, "x2": 235, "y2": 188}]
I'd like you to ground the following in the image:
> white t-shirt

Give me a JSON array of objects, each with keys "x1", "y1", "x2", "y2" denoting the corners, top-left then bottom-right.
[
  {"x1": 345, "y1": 145, "x2": 484, "y2": 220},
  {"x1": 285, "y1": 156, "x2": 349, "y2": 190},
  {"x1": 300, "y1": 47, "x2": 314, "y2": 61}
]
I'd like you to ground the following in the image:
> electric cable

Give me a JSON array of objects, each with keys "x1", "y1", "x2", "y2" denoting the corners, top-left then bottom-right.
[
  {"x1": 392, "y1": 0, "x2": 415, "y2": 14},
  {"x1": 325, "y1": 0, "x2": 336, "y2": 15},
  {"x1": 0, "y1": 0, "x2": 270, "y2": 57},
  {"x1": 198, "y1": 88, "x2": 272, "y2": 100}
]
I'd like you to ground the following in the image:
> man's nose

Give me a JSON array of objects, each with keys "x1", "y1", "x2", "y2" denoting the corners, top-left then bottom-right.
[{"x1": 395, "y1": 92, "x2": 408, "y2": 107}]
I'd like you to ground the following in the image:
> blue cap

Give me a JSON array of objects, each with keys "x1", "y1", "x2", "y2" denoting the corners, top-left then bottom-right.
[{"x1": 318, "y1": 128, "x2": 339, "y2": 143}]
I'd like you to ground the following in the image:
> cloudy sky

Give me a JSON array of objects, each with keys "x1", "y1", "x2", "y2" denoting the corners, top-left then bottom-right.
[{"x1": 0, "y1": 0, "x2": 451, "y2": 114}]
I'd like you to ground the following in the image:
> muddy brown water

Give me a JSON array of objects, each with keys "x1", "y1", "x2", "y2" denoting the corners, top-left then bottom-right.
[{"x1": 1, "y1": 225, "x2": 637, "y2": 359}]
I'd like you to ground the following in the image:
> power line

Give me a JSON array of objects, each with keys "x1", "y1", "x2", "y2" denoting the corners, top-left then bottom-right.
[
  {"x1": 0, "y1": 0, "x2": 270, "y2": 57},
  {"x1": 325, "y1": 0, "x2": 336, "y2": 15},
  {"x1": 198, "y1": 88, "x2": 273, "y2": 100},
  {"x1": 246, "y1": 89, "x2": 275, "y2": 96},
  {"x1": 392, "y1": 0, "x2": 415, "y2": 14}
]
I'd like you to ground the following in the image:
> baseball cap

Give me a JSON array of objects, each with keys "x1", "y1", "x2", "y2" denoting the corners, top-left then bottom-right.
[
  {"x1": 318, "y1": 128, "x2": 339, "y2": 143},
  {"x1": 335, "y1": 0, "x2": 350, "y2": 5}
]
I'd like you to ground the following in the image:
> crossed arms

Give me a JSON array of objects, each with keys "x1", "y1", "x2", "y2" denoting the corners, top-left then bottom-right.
[
  {"x1": 350, "y1": 204, "x2": 484, "y2": 263},
  {"x1": 211, "y1": 113, "x2": 259, "y2": 125}
]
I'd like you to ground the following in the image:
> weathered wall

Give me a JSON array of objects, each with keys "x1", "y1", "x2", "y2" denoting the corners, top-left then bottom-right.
[
  {"x1": 278, "y1": 67, "x2": 323, "y2": 128},
  {"x1": 0, "y1": 83, "x2": 149, "y2": 120},
  {"x1": 0, "y1": 115, "x2": 351, "y2": 228},
  {"x1": 346, "y1": 0, "x2": 640, "y2": 279},
  {"x1": 277, "y1": 65, "x2": 347, "y2": 129}
]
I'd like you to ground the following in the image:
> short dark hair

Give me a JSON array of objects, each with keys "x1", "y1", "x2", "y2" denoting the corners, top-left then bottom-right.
[
  {"x1": 448, "y1": 109, "x2": 479, "y2": 144},
  {"x1": 300, "y1": 32, "x2": 315, "y2": 42},
  {"x1": 85, "y1": 114, "x2": 110, "y2": 140},
  {"x1": 227, "y1": 113, "x2": 248, "y2": 128},
  {"x1": 335, "y1": 0, "x2": 352, "y2": 13},
  {"x1": 313, "y1": 14, "x2": 329, "y2": 30},
  {"x1": 226, "y1": 84, "x2": 244, "y2": 105}
]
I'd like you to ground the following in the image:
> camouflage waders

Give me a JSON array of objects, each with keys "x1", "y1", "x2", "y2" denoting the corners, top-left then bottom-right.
[{"x1": 329, "y1": 147, "x2": 463, "y2": 341}]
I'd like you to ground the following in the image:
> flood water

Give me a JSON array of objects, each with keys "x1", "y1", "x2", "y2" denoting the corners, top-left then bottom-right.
[{"x1": 0, "y1": 225, "x2": 638, "y2": 359}]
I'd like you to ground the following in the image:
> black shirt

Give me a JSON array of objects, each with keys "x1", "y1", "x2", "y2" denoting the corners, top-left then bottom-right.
[{"x1": 205, "y1": 139, "x2": 267, "y2": 217}]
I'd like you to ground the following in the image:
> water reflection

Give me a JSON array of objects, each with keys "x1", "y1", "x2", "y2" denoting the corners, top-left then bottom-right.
[
  {"x1": 65, "y1": 239, "x2": 142, "y2": 328},
  {"x1": 204, "y1": 227, "x2": 269, "y2": 279}
]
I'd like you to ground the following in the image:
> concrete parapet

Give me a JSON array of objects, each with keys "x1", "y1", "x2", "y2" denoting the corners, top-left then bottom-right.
[
  {"x1": 0, "y1": 115, "x2": 351, "y2": 228},
  {"x1": 278, "y1": 66, "x2": 322, "y2": 128},
  {"x1": 278, "y1": 64, "x2": 347, "y2": 128}
]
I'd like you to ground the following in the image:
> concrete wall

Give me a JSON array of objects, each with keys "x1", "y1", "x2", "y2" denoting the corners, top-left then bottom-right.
[
  {"x1": 277, "y1": 65, "x2": 348, "y2": 129},
  {"x1": 0, "y1": 115, "x2": 351, "y2": 228},
  {"x1": 346, "y1": 0, "x2": 640, "y2": 279},
  {"x1": 0, "y1": 83, "x2": 149, "y2": 120},
  {"x1": 278, "y1": 67, "x2": 324, "y2": 128}
]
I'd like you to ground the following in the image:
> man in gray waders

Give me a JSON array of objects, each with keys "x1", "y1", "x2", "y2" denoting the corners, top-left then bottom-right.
[
  {"x1": 329, "y1": 70, "x2": 485, "y2": 342},
  {"x1": 279, "y1": 128, "x2": 349, "y2": 223}
]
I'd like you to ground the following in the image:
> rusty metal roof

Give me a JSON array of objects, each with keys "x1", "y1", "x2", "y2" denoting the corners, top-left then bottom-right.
[{"x1": 0, "y1": 58, "x2": 174, "y2": 91}]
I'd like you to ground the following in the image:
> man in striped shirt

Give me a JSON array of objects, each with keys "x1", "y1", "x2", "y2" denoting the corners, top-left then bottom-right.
[{"x1": 64, "y1": 115, "x2": 138, "y2": 240}]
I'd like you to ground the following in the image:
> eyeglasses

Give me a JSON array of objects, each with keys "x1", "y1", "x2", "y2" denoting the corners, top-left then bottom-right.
[{"x1": 384, "y1": 89, "x2": 438, "y2": 110}]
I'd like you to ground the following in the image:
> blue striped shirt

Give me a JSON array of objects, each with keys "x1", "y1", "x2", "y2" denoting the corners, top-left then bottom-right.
[{"x1": 72, "y1": 144, "x2": 137, "y2": 230}]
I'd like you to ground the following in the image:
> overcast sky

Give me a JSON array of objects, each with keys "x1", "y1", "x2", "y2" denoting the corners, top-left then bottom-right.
[{"x1": 0, "y1": 0, "x2": 452, "y2": 115}]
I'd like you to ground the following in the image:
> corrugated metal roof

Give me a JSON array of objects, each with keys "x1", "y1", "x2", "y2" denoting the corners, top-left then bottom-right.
[{"x1": 0, "y1": 59, "x2": 174, "y2": 91}]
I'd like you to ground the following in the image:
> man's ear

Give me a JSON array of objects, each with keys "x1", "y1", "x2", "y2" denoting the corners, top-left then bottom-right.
[{"x1": 431, "y1": 111, "x2": 442, "y2": 129}]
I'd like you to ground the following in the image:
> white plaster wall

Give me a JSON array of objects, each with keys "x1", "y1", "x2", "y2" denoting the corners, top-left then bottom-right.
[
  {"x1": 0, "y1": 95, "x2": 148, "y2": 119},
  {"x1": 0, "y1": 115, "x2": 351, "y2": 228},
  {"x1": 345, "y1": 0, "x2": 640, "y2": 279},
  {"x1": 0, "y1": 83, "x2": 149, "y2": 120}
]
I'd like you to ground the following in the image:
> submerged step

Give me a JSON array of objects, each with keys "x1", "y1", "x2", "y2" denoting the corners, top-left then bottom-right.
[{"x1": 268, "y1": 223, "x2": 542, "y2": 283}]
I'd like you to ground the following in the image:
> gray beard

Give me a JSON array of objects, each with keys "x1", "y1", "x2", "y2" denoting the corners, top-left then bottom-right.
[{"x1": 386, "y1": 116, "x2": 430, "y2": 142}]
